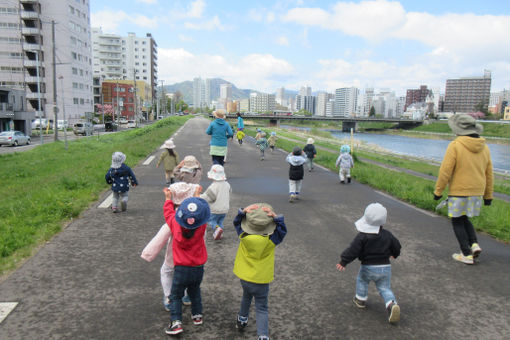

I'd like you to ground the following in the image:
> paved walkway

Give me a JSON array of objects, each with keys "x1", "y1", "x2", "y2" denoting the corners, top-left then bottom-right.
[{"x1": 1, "y1": 117, "x2": 509, "y2": 339}]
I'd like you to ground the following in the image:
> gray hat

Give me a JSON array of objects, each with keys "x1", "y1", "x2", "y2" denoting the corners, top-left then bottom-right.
[
  {"x1": 111, "y1": 151, "x2": 126, "y2": 169},
  {"x1": 448, "y1": 114, "x2": 483, "y2": 136},
  {"x1": 241, "y1": 203, "x2": 276, "y2": 235},
  {"x1": 355, "y1": 203, "x2": 387, "y2": 234}
]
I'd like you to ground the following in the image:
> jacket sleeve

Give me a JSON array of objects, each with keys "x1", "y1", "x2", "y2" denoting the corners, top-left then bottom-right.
[
  {"x1": 390, "y1": 233, "x2": 402, "y2": 259},
  {"x1": 270, "y1": 215, "x2": 287, "y2": 246},
  {"x1": 340, "y1": 233, "x2": 365, "y2": 267},
  {"x1": 128, "y1": 167, "x2": 138, "y2": 186},
  {"x1": 206, "y1": 123, "x2": 213, "y2": 136},
  {"x1": 156, "y1": 152, "x2": 165, "y2": 167},
  {"x1": 484, "y1": 147, "x2": 494, "y2": 199},
  {"x1": 233, "y1": 209, "x2": 245, "y2": 236},
  {"x1": 140, "y1": 224, "x2": 171, "y2": 262},
  {"x1": 434, "y1": 142, "x2": 456, "y2": 196},
  {"x1": 200, "y1": 185, "x2": 217, "y2": 204},
  {"x1": 163, "y1": 200, "x2": 176, "y2": 227},
  {"x1": 335, "y1": 155, "x2": 341, "y2": 167},
  {"x1": 312, "y1": 145, "x2": 317, "y2": 155},
  {"x1": 226, "y1": 124, "x2": 234, "y2": 138}
]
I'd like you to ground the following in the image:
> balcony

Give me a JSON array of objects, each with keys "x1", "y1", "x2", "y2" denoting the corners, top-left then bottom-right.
[
  {"x1": 23, "y1": 42, "x2": 42, "y2": 51},
  {"x1": 25, "y1": 76, "x2": 45, "y2": 83},
  {"x1": 0, "y1": 102, "x2": 14, "y2": 112},
  {"x1": 21, "y1": 27, "x2": 41, "y2": 35},
  {"x1": 23, "y1": 59, "x2": 40, "y2": 67},
  {"x1": 20, "y1": 10, "x2": 40, "y2": 19},
  {"x1": 20, "y1": 0, "x2": 39, "y2": 3}
]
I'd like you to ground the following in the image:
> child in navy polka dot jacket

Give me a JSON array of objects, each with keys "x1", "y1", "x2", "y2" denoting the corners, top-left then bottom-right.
[{"x1": 105, "y1": 151, "x2": 138, "y2": 213}]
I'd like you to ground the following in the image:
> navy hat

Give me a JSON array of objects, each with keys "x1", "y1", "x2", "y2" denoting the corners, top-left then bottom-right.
[
  {"x1": 175, "y1": 197, "x2": 210, "y2": 230},
  {"x1": 292, "y1": 146, "x2": 302, "y2": 155}
]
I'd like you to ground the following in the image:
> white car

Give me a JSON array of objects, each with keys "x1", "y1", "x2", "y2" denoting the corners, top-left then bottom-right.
[
  {"x1": 0, "y1": 130, "x2": 31, "y2": 146},
  {"x1": 119, "y1": 118, "x2": 128, "y2": 124},
  {"x1": 57, "y1": 120, "x2": 68, "y2": 130},
  {"x1": 126, "y1": 120, "x2": 137, "y2": 128}
]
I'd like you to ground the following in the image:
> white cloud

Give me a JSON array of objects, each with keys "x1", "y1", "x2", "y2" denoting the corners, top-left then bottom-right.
[
  {"x1": 276, "y1": 36, "x2": 290, "y2": 46},
  {"x1": 187, "y1": 0, "x2": 205, "y2": 19},
  {"x1": 158, "y1": 48, "x2": 295, "y2": 92},
  {"x1": 266, "y1": 12, "x2": 276, "y2": 23},
  {"x1": 136, "y1": 0, "x2": 158, "y2": 4},
  {"x1": 178, "y1": 34, "x2": 195, "y2": 43},
  {"x1": 248, "y1": 8, "x2": 276, "y2": 23},
  {"x1": 91, "y1": 10, "x2": 158, "y2": 32},
  {"x1": 184, "y1": 15, "x2": 224, "y2": 30}
]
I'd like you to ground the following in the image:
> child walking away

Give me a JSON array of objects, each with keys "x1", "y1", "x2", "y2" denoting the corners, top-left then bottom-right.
[
  {"x1": 303, "y1": 138, "x2": 317, "y2": 172},
  {"x1": 255, "y1": 128, "x2": 263, "y2": 141},
  {"x1": 335, "y1": 145, "x2": 354, "y2": 184},
  {"x1": 336, "y1": 203, "x2": 402, "y2": 324},
  {"x1": 173, "y1": 155, "x2": 202, "y2": 184},
  {"x1": 286, "y1": 146, "x2": 306, "y2": 202},
  {"x1": 233, "y1": 203, "x2": 287, "y2": 340},
  {"x1": 267, "y1": 132, "x2": 277, "y2": 153},
  {"x1": 157, "y1": 138, "x2": 179, "y2": 184},
  {"x1": 200, "y1": 165, "x2": 231, "y2": 240},
  {"x1": 105, "y1": 152, "x2": 138, "y2": 213},
  {"x1": 255, "y1": 132, "x2": 269, "y2": 160},
  {"x1": 236, "y1": 129, "x2": 245, "y2": 145},
  {"x1": 162, "y1": 194, "x2": 210, "y2": 336}
]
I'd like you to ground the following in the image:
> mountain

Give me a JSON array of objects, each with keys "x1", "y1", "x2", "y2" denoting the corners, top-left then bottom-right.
[{"x1": 163, "y1": 78, "x2": 259, "y2": 105}]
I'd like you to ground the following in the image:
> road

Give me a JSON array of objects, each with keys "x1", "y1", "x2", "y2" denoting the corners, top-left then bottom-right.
[{"x1": 0, "y1": 116, "x2": 509, "y2": 339}]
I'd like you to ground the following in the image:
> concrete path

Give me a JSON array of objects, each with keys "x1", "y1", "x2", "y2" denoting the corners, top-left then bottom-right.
[{"x1": 1, "y1": 116, "x2": 509, "y2": 340}]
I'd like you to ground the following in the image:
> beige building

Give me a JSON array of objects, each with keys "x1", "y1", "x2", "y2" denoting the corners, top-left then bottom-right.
[{"x1": 504, "y1": 106, "x2": 510, "y2": 120}]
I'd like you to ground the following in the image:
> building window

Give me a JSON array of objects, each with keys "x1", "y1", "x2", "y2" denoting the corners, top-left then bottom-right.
[
  {"x1": 80, "y1": 98, "x2": 84, "y2": 105},
  {"x1": 73, "y1": 98, "x2": 79, "y2": 104}
]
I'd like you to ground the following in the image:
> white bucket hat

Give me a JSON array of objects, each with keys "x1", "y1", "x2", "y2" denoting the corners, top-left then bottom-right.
[
  {"x1": 111, "y1": 151, "x2": 126, "y2": 169},
  {"x1": 207, "y1": 164, "x2": 226, "y2": 181},
  {"x1": 160, "y1": 138, "x2": 175, "y2": 149},
  {"x1": 307, "y1": 138, "x2": 314, "y2": 144},
  {"x1": 355, "y1": 203, "x2": 387, "y2": 234}
]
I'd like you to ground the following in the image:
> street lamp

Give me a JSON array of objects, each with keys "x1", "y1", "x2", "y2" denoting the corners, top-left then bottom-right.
[{"x1": 58, "y1": 75, "x2": 68, "y2": 150}]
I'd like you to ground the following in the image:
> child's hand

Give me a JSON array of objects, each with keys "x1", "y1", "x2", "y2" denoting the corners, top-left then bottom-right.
[
  {"x1": 131, "y1": 183, "x2": 137, "y2": 187},
  {"x1": 390, "y1": 256, "x2": 395, "y2": 260},
  {"x1": 243, "y1": 204, "x2": 259, "y2": 213},
  {"x1": 193, "y1": 185, "x2": 202, "y2": 197},
  {"x1": 261, "y1": 206, "x2": 276, "y2": 217},
  {"x1": 163, "y1": 188, "x2": 172, "y2": 200},
  {"x1": 336, "y1": 263, "x2": 346, "y2": 271}
]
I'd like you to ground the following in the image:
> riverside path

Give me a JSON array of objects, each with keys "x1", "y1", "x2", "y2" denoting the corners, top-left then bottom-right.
[{"x1": 0, "y1": 116, "x2": 509, "y2": 339}]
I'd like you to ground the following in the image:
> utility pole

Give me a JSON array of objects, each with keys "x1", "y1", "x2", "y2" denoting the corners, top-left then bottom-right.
[
  {"x1": 133, "y1": 69, "x2": 138, "y2": 126},
  {"x1": 52, "y1": 20, "x2": 59, "y2": 141},
  {"x1": 116, "y1": 80, "x2": 120, "y2": 125},
  {"x1": 34, "y1": 50, "x2": 43, "y2": 145},
  {"x1": 58, "y1": 76, "x2": 68, "y2": 150},
  {"x1": 160, "y1": 80, "x2": 165, "y2": 115}
]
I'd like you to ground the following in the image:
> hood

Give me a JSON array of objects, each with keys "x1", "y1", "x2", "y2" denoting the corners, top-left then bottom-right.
[
  {"x1": 455, "y1": 136, "x2": 486, "y2": 153},
  {"x1": 112, "y1": 163, "x2": 130, "y2": 173},
  {"x1": 214, "y1": 118, "x2": 226, "y2": 125},
  {"x1": 340, "y1": 153, "x2": 351, "y2": 160},
  {"x1": 287, "y1": 154, "x2": 306, "y2": 166}
]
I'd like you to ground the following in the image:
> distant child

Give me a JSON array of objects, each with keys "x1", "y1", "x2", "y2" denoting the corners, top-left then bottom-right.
[
  {"x1": 303, "y1": 138, "x2": 317, "y2": 172},
  {"x1": 267, "y1": 132, "x2": 277, "y2": 153},
  {"x1": 162, "y1": 194, "x2": 210, "y2": 336},
  {"x1": 157, "y1": 138, "x2": 179, "y2": 184},
  {"x1": 255, "y1": 132, "x2": 269, "y2": 160},
  {"x1": 335, "y1": 145, "x2": 354, "y2": 184},
  {"x1": 236, "y1": 129, "x2": 245, "y2": 145},
  {"x1": 255, "y1": 128, "x2": 263, "y2": 140},
  {"x1": 173, "y1": 155, "x2": 202, "y2": 184},
  {"x1": 200, "y1": 165, "x2": 231, "y2": 240},
  {"x1": 336, "y1": 203, "x2": 402, "y2": 324},
  {"x1": 233, "y1": 203, "x2": 287, "y2": 340},
  {"x1": 105, "y1": 151, "x2": 138, "y2": 213},
  {"x1": 286, "y1": 146, "x2": 306, "y2": 202}
]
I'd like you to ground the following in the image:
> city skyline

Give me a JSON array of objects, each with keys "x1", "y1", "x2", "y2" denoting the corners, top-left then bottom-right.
[{"x1": 91, "y1": 0, "x2": 510, "y2": 96}]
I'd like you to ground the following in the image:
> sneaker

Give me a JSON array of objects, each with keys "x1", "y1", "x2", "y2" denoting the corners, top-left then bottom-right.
[
  {"x1": 165, "y1": 320, "x2": 183, "y2": 335},
  {"x1": 112, "y1": 207, "x2": 119, "y2": 213},
  {"x1": 353, "y1": 296, "x2": 366, "y2": 308},
  {"x1": 163, "y1": 296, "x2": 171, "y2": 312},
  {"x1": 236, "y1": 315, "x2": 248, "y2": 331},
  {"x1": 192, "y1": 314, "x2": 203, "y2": 325},
  {"x1": 258, "y1": 336, "x2": 270, "y2": 340},
  {"x1": 120, "y1": 201, "x2": 127, "y2": 212},
  {"x1": 213, "y1": 227, "x2": 223, "y2": 240},
  {"x1": 387, "y1": 301, "x2": 400, "y2": 323},
  {"x1": 340, "y1": 180, "x2": 345, "y2": 184},
  {"x1": 182, "y1": 295, "x2": 191, "y2": 306},
  {"x1": 294, "y1": 194, "x2": 300, "y2": 200},
  {"x1": 471, "y1": 243, "x2": 482, "y2": 258},
  {"x1": 452, "y1": 253, "x2": 474, "y2": 264},
  {"x1": 347, "y1": 177, "x2": 351, "y2": 183},
  {"x1": 289, "y1": 195, "x2": 295, "y2": 203}
]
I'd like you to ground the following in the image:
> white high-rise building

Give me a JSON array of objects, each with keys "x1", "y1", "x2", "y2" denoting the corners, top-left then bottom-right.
[
  {"x1": 299, "y1": 86, "x2": 311, "y2": 96},
  {"x1": 334, "y1": 87, "x2": 359, "y2": 117},
  {"x1": 249, "y1": 92, "x2": 275, "y2": 113},
  {"x1": 192, "y1": 77, "x2": 212, "y2": 109},
  {"x1": 316, "y1": 92, "x2": 333, "y2": 116},
  {"x1": 276, "y1": 86, "x2": 286, "y2": 106},
  {"x1": 325, "y1": 99, "x2": 335, "y2": 116},
  {"x1": 220, "y1": 83, "x2": 232, "y2": 100},
  {"x1": 0, "y1": 0, "x2": 94, "y2": 122}
]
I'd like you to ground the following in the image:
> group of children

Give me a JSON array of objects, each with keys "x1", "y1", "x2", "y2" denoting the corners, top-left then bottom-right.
[{"x1": 103, "y1": 131, "x2": 399, "y2": 340}]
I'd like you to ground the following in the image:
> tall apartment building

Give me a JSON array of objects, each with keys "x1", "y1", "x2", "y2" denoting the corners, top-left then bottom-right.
[
  {"x1": 444, "y1": 70, "x2": 491, "y2": 113},
  {"x1": 334, "y1": 87, "x2": 359, "y2": 117},
  {"x1": 192, "y1": 77, "x2": 211, "y2": 109},
  {"x1": 405, "y1": 85, "x2": 429, "y2": 111},
  {"x1": 325, "y1": 99, "x2": 335, "y2": 117},
  {"x1": 276, "y1": 86, "x2": 285, "y2": 106},
  {"x1": 220, "y1": 83, "x2": 232, "y2": 100},
  {"x1": 295, "y1": 94, "x2": 316, "y2": 114},
  {"x1": 0, "y1": 0, "x2": 93, "y2": 122},
  {"x1": 249, "y1": 92, "x2": 275, "y2": 113},
  {"x1": 316, "y1": 92, "x2": 333, "y2": 116}
]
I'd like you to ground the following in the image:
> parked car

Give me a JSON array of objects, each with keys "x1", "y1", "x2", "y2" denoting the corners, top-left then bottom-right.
[
  {"x1": 31, "y1": 118, "x2": 53, "y2": 130},
  {"x1": 0, "y1": 130, "x2": 31, "y2": 146},
  {"x1": 119, "y1": 117, "x2": 128, "y2": 124},
  {"x1": 126, "y1": 120, "x2": 137, "y2": 128},
  {"x1": 73, "y1": 122, "x2": 93, "y2": 135},
  {"x1": 57, "y1": 120, "x2": 69, "y2": 130},
  {"x1": 104, "y1": 121, "x2": 118, "y2": 132}
]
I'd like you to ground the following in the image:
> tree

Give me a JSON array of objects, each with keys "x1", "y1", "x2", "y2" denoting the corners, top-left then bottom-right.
[{"x1": 369, "y1": 106, "x2": 376, "y2": 117}]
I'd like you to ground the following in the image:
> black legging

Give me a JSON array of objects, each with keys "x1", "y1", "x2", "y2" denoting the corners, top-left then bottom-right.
[
  {"x1": 451, "y1": 215, "x2": 478, "y2": 256},
  {"x1": 212, "y1": 155, "x2": 224, "y2": 166}
]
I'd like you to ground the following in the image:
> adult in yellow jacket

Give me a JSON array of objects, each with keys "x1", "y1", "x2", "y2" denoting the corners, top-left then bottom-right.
[
  {"x1": 434, "y1": 114, "x2": 493, "y2": 265},
  {"x1": 233, "y1": 203, "x2": 287, "y2": 340}
]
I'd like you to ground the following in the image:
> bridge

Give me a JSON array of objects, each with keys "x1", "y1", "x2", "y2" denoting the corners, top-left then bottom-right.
[{"x1": 213, "y1": 114, "x2": 423, "y2": 131}]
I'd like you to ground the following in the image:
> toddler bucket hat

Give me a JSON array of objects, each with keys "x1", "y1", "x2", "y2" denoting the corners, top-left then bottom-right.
[
  {"x1": 168, "y1": 182, "x2": 200, "y2": 205},
  {"x1": 355, "y1": 203, "x2": 387, "y2": 234},
  {"x1": 341, "y1": 145, "x2": 350, "y2": 153},
  {"x1": 241, "y1": 203, "x2": 276, "y2": 235},
  {"x1": 448, "y1": 114, "x2": 483, "y2": 136},
  {"x1": 307, "y1": 138, "x2": 314, "y2": 144},
  {"x1": 160, "y1": 138, "x2": 175, "y2": 149},
  {"x1": 207, "y1": 164, "x2": 227, "y2": 181},
  {"x1": 111, "y1": 151, "x2": 126, "y2": 169},
  {"x1": 213, "y1": 111, "x2": 226, "y2": 119},
  {"x1": 175, "y1": 197, "x2": 210, "y2": 230},
  {"x1": 182, "y1": 155, "x2": 201, "y2": 169}
]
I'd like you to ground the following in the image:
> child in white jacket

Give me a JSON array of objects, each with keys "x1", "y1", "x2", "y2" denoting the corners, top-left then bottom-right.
[
  {"x1": 201, "y1": 164, "x2": 231, "y2": 240},
  {"x1": 335, "y1": 145, "x2": 354, "y2": 184}
]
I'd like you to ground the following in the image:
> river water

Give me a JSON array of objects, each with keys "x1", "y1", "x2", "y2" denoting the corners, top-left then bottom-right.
[{"x1": 280, "y1": 125, "x2": 510, "y2": 173}]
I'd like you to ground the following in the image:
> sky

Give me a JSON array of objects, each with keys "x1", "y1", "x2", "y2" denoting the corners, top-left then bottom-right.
[{"x1": 90, "y1": 0, "x2": 510, "y2": 96}]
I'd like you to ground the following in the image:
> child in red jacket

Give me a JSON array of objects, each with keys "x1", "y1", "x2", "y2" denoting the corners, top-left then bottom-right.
[{"x1": 162, "y1": 189, "x2": 210, "y2": 336}]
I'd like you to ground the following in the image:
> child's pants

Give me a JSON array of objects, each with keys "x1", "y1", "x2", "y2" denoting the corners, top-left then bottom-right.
[
  {"x1": 208, "y1": 213, "x2": 226, "y2": 231},
  {"x1": 260, "y1": 149, "x2": 265, "y2": 159},
  {"x1": 239, "y1": 279, "x2": 269, "y2": 338},
  {"x1": 339, "y1": 168, "x2": 351, "y2": 182},
  {"x1": 170, "y1": 265, "x2": 204, "y2": 321},
  {"x1": 289, "y1": 179, "x2": 302, "y2": 195},
  {"x1": 164, "y1": 171, "x2": 175, "y2": 184},
  {"x1": 306, "y1": 158, "x2": 314, "y2": 170},
  {"x1": 112, "y1": 191, "x2": 128, "y2": 209},
  {"x1": 238, "y1": 138, "x2": 243, "y2": 144},
  {"x1": 355, "y1": 264, "x2": 396, "y2": 307}
]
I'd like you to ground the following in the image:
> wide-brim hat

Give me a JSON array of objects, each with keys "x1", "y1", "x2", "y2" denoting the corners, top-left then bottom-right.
[
  {"x1": 175, "y1": 197, "x2": 210, "y2": 230},
  {"x1": 168, "y1": 182, "x2": 199, "y2": 205},
  {"x1": 213, "y1": 111, "x2": 226, "y2": 119},
  {"x1": 241, "y1": 203, "x2": 276, "y2": 235},
  {"x1": 341, "y1": 144, "x2": 350, "y2": 153},
  {"x1": 307, "y1": 138, "x2": 315, "y2": 144},
  {"x1": 160, "y1": 138, "x2": 175, "y2": 149},
  {"x1": 207, "y1": 164, "x2": 226, "y2": 181},
  {"x1": 111, "y1": 151, "x2": 126, "y2": 169},
  {"x1": 448, "y1": 114, "x2": 483, "y2": 136},
  {"x1": 355, "y1": 203, "x2": 387, "y2": 234},
  {"x1": 182, "y1": 155, "x2": 200, "y2": 169}
]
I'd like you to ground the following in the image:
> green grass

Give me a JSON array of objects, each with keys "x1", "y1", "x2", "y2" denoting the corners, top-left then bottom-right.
[{"x1": 0, "y1": 116, "x2": 191, "y2": 275}]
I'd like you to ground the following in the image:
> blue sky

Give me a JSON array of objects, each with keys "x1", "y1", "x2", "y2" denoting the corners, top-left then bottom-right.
[{"x1": 91, "y1": 0, "x2": 510, "y2": 95}]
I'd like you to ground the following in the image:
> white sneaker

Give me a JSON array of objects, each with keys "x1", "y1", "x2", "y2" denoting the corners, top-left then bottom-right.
[{"x1": 213, "y1": 227, "x2": 223, "y2": 240}]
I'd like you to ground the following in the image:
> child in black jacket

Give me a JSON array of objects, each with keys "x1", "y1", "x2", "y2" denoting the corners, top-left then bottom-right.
[
  {"x1": 336, "y1": 203, "x2": 402, "y2": 323},
  {"x1": 285, "y1": 146, "x2": 306, "y2": 203}
]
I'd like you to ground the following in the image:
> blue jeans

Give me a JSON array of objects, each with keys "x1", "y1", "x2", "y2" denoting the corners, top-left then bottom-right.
[
  {"x1": 239, "y1": 280, "x2": 269, "y2": 337},
  {"x1": 170, "y1": 266, "x2": 204, "y2": 321},
  {"x1": 356, "y1": 265, "x2": 396, "y2": 306},
  {"x1": 208, "y1": 213, "x2": 226, "y2": 231}
]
